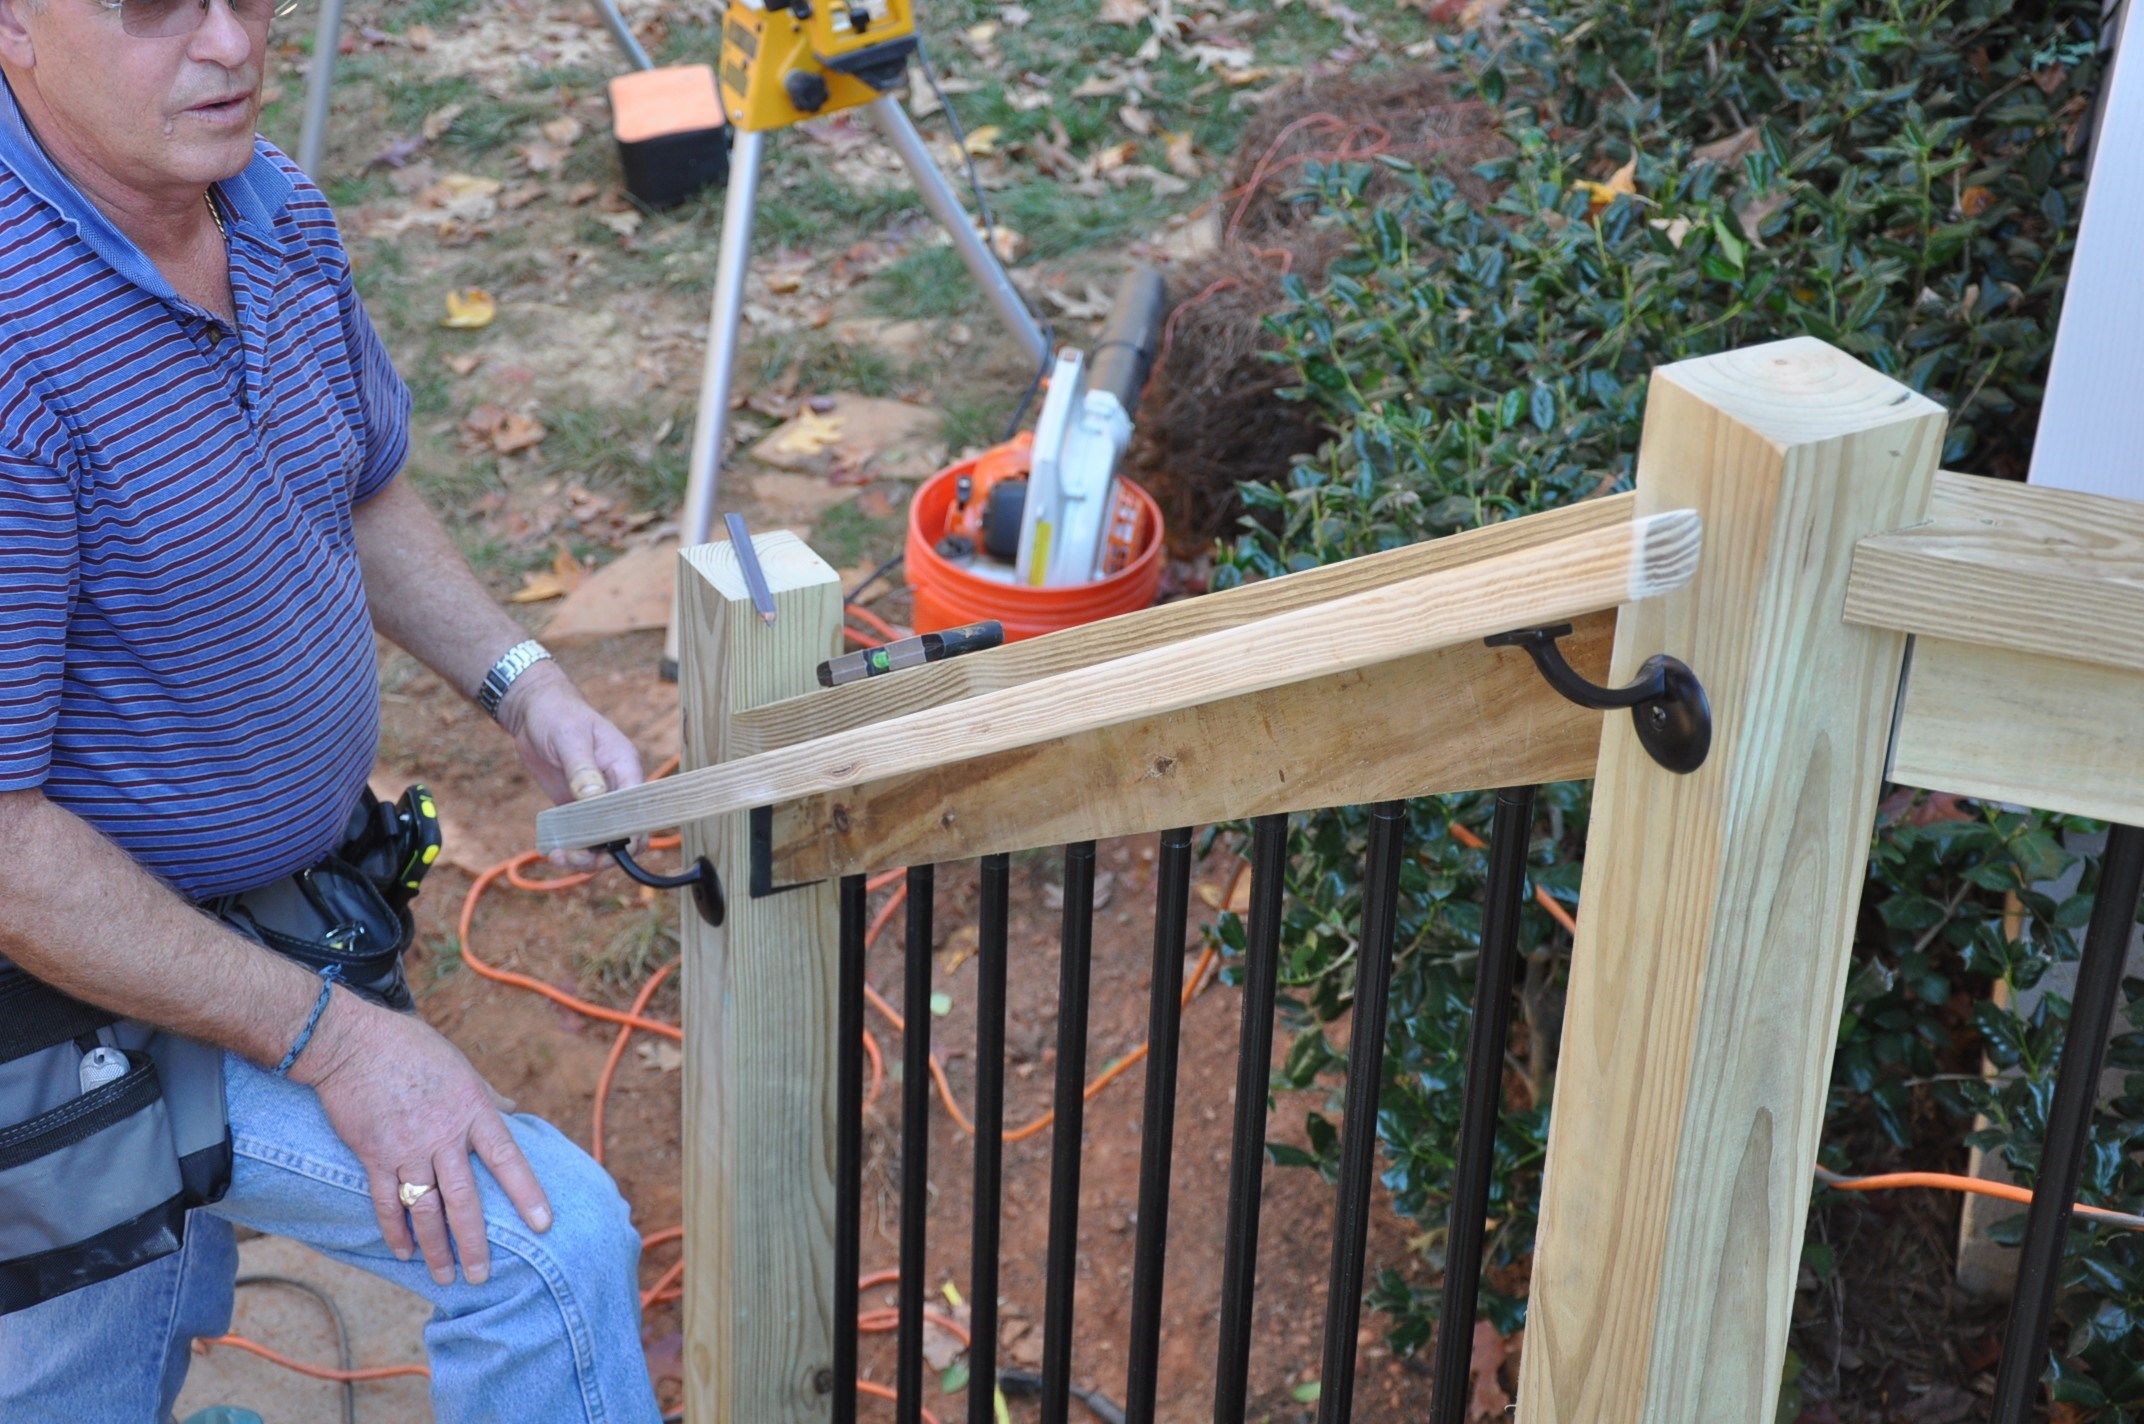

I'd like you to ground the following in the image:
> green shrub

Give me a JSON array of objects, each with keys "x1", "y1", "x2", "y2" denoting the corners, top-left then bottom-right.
[{"x1": 1209, "y1": 0, "x2": 2144, "y2": 1409}]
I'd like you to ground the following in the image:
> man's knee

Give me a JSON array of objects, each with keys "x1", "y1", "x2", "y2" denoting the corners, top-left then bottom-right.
[{"x1": 489, "y1": 1119, "x2": 642, "y2": 1304}]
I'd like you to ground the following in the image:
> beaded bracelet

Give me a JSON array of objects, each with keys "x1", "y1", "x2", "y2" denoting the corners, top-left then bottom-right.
[{"x1": 275, "y1": 964, "x2": 344, "y2": 1078}]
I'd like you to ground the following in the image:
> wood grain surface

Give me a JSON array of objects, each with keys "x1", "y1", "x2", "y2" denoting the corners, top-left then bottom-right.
[
  {"x1": 764, "y1": 612, "x2": 1616, "y2": 880},
  {"x1": 538, "y1": 510, "x2": 1697, "y2": 852},
  {"x1": 1846, "y1": 471, "x2": 2144, "y2": 672},
  {"x1": 1517, "y1": 337, "x2": 1946, "y2": 1423},
  {"x1": 674, "y1": 534, "x2": 846, "y2": 1424}
]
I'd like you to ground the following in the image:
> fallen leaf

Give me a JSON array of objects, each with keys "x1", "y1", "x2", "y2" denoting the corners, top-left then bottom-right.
[
  {"x1": 1119, "y1": 103, "x2": 1153, "y2": 135},
  {"x1": 368, "y1": 134, "x2": 426, "y2": 169},
  {"x1": 502, "y1": 180, "x2": 549, "y2": 210},
  {"x1": 541, "y1": 115, "x2": 585, "y2": 146},
  {"x1": 520, "y1": 139, "x2": 569, "y2": 174},
  {"x1": 1043, "y1": 281, "x2": 1113, "y2": 320},
  {"x1": 444, "y1": 351, "x2": 485, "y2": 376},
  {"x1": 939, "y1": 923, "x2": 980, "y2": 975},
  {"x1": 1960, "y1": 184, "x2": 1995, "y2": 217},
  {"x1": 1164, "y1": 131, "x2": 1200, "y2": 178},
  {"x1": 922, "y1": 1303, "x2": 967, "y2": 1369},
  {"x1": 441, "y1": 288, "x2": 496, "y2": 329},
  {"x1": 492, "y1": 411, "x2": 546, "y2": 454},
  {"x1": 1002, "y1": 1317, "x2": 1043, "y2": 1369},
  {"x1": 597, "y1": 208, "x2": 645, "y2": 238},
  {"x1": 1098, "y1": 0, "x2": 1146, "y2": 23},
  {"x1": 1650, "y1": 215, "x2": 1694, "y2": 249},
  {"x1": 984, "y1": 224, "x2": 1024, "y2": 262},
  {"x1": 1691, "y1": 125, "x2": 1759, "y2": 167},
  {"x1": 1573, "y1": 154, "x2": 1639, "y2": 214},
  {"x1": 459, "y1": 402, "x2": 546, "y2": 455},
  {"x1": 402, "y1": 22, "x2": 432, "y2": 49},
  {"x1": 510, "y1": 572, "x2": 569, "y2": 603},
  {"x1": 961, "y1": 124, "x2": 1002, "y2": 157},
  {"x1": 1736, "y1": 190, "x2": 1790, "y2": 243},
  {"x1": 771, "y1": 409, "x2": 845, "y2": 457},
  {"x1": 421, "y1": 101, "x2": 465, "y2": 142},
  {"x1": 963, "y1": 20, "x2": 997, "y2": 46},
  {"x1": 636, "y1": 1039, "x2": 683, "y2": 1073},
  {"x1": 1468, "y1": 1322, "x2": 1510, "y2": 1422}
]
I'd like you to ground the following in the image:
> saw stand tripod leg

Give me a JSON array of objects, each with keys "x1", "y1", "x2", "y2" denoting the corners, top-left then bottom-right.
[
  {"x1": 294, "y1": 0, "x2": 345, "y2": 177},
  {"x1": 866, "y1": 96, "x2": 1050, "y2": 375},
  {"x1": 662, "y1": 94, "x2": 1053, "y2": 675}
]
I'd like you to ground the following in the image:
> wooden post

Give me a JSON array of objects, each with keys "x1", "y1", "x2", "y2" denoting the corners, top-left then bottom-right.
[
  {"x1": 1515, "y1": 339, "x2": 1946, "y2": 1420},
  {"x1": 677, "y1": 532, "x2": 844, "y2": 1423}
]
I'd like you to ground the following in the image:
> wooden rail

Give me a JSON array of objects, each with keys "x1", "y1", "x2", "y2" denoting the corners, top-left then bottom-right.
[
  {"x1": 1848, "y1": 471, "x2": 2144, "y2": 825},
  {"x1": 536, "y1": 508, "x2": 1700, "y2": 853}
]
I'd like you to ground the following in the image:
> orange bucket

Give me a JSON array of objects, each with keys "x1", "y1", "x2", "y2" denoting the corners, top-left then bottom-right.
[{"x1": 905, "y1": 453, "x2": 1165, "y2": 641}]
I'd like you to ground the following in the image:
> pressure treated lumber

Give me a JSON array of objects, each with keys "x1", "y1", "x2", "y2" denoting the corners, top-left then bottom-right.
[
  {"x1": 1889, "y1": 637, "x2": 2144, "y2": 825},
  {"x1": 732, "y1": 491, "x2": 1637, "y2": 754},
  {"x1": 674, "y1": 533, "x2": 845, "y2": 1424},
  {"x1": 763, "y1": 611, "x2": 1615, "y2": 881},
  {"x1": 1845, "y1": 471, "x2": 2144, "y2": 673},
  {"x1": 537, "y1": 509, "x2": 1701, "y2": 852},
  {"x1": 1518, "y1": 338, "x2": 1945, "y2": 1422}
]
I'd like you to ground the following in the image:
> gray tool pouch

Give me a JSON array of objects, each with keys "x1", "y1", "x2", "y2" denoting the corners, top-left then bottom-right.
[
  {"x1": 0, "y1": 965, "x2": 231, "y2": 1317},
  {"x1": 0, "y1": 786, "x2": 438, "y2": 1315}
]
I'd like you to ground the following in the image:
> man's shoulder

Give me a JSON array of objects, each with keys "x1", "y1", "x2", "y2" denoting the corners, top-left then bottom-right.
[
  {"x1": 244, "y1": 139, "x2": 354, "y2": 287},
  {"x1": 0, "y1": 166, "x2": 92, "y2": 470},
  {"x1": 0, "y1": 161, "x2": 91, "y2": 301}
]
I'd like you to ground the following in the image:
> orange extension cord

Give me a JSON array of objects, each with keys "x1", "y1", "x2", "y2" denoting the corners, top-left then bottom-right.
[{"x1": 199, "y1": 612, "x2": 2144, "y2": 1395}]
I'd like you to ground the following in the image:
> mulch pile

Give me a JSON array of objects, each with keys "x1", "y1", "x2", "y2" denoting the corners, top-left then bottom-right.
[{"x1": 1129, "y1": 66, "x2": 1507, "y2": 555}]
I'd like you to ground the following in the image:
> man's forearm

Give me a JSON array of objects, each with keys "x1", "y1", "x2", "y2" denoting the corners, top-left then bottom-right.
[
  {"x1": 0, "y1": 790, "x2": 330, "y2": 1072},
  {"x1": 352, "y1": 476, "x2": 534, "y2": 702}
]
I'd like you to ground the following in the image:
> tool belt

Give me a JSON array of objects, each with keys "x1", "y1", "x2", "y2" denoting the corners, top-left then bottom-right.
[{"x1": 0, "y1": 785, "x2": 440, "y2": 1317}]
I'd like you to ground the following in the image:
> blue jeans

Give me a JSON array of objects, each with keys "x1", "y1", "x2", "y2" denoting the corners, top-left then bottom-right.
[{"x1": 0, "y1": 1053, "x2": 664, "y2": 1424}]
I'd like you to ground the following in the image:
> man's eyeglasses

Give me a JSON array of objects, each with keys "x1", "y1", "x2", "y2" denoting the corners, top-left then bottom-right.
[{"x1": 100, "y1": 0, "x2": 299, "y2": 40}]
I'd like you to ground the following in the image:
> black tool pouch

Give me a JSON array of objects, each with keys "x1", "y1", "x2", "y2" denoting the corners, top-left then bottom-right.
[
  {"x1": 0, "y1": 786, "x2": 440, "y2": 1316},
  {"x1": 200, "y1": 859, "x2": 414, "y2": 1012},
  {"x1": 197, "y1": 786, "x2": 440, "y2": 1013}
]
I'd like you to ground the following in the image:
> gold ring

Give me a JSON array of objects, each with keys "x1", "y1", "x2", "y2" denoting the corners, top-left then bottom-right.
[{"x1": 398, "y1": 1180, "x2": 435, "y2": 1208}]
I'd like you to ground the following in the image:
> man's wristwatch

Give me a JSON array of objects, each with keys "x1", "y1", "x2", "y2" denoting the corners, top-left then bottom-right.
[{"x1": 477, "y1": 639, "x2": 553, "y2": 722}]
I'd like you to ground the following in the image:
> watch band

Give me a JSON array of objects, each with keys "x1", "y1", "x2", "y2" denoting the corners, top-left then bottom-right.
[{"x1": 477, "y1": 639, "x2": 553, "y2": 721}]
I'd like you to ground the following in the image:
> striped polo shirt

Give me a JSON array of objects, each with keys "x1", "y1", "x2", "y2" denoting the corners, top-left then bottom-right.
[{"x1": 0, "y1": 78, "x2": 411, "y2": 900}]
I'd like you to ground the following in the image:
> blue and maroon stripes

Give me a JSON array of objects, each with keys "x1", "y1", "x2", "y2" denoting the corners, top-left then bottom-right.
[{"x1": 1, "y1": 81, "x2": 411, "y2": 900}]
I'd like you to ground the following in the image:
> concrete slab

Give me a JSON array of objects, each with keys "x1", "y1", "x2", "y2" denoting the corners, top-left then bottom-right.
[{"x1": 174, "y1": 1234, "x2": 432, "y2": 1424}]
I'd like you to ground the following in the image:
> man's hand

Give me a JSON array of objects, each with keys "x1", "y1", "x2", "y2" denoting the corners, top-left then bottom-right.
[
  {"x1": 497, "y1": 661, "x2": 645, "y2": 865},
  {"x1": 295, "y1": 990, "x2": 551, "y2": 1286}
]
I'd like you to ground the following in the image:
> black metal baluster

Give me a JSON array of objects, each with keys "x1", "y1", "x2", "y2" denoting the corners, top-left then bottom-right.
[
  {"x1": 1041, "y1": 842, "x2": 1098, "y2": 1424},
  {"x1": 1316, "y1": 802, "x2": 1408, "y2": 1424},
  {"x1": 1125, "y1": 828, "x2": 1196, "y2": 1424},
  {"x1": 1989, "y1": 822, "x2": 2144, "y2": 1424},
  {"x1": 1214, "y1": 814, "x2": 1289, "y2": 1424},
  {"x1": 834, "y1": 875, "x2": 867, "y2": 1424},
  {"x1": 897, "y1": 865, "x2": 935, "y2": 1424},
  {"x1": 969, "y1": 854, "x2": 1011, "y2": 1424},
  {"x1": 1428, "y1": 787, "x2": 1536, "y2": 1424}
]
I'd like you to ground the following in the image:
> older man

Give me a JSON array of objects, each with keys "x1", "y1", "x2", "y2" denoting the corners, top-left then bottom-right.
[{"x1": 0, "y1": 0, "x2": 664, "y2": 1418}]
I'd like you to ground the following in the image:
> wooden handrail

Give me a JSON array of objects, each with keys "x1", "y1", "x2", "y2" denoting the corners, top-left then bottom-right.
[
  {"x1": 734, "y1": 490, "x2": 1639, "y2": 755},
  {"x1": 1846, "y1": 470, "x2": 2144, "y2": 671},
  {"x1": 536, "y1": 507, "x2": 1702, "y2": 852}
]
